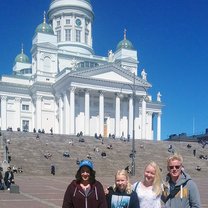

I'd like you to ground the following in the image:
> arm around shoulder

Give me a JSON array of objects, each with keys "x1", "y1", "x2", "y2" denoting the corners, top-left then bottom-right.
[
  {"x1": 96, "y1": 181, "x2": 108, "y2": 208},
  {"x1": 62, "y1": 182, "x2": 74, "y2": 208},
  {"x1": 189, "y1": 180, "x2": 201, "y2": 208},
  {"x1": 130, "y1": 191, "x2": 140, "y2": 208}
]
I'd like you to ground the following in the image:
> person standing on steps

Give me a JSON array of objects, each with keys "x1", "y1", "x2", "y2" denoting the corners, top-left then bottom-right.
[
  {"x1": 62, "y1": 160, "x2": 107, "y2": 208},
  {"x1": 51, "y1": 164, "x2": 55, "y2": 175},
  {"x1": 106, "y1": 169, "x2": 140, "y2": 208},
  {"x1": 161, "y1": 153, "x2": 201, "y2": 208},
  {"x1": 133, "y1": 161, "x2": 162, "y2": 208}
]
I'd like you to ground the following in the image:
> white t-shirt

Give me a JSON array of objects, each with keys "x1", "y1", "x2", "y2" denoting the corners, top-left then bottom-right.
[{"x1": 133, "y1": 182, "x2": 161, "y2": 208}]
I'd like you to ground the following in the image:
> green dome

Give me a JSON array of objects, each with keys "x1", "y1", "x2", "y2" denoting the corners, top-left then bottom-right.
[
  {"x1": 35, "y1": 12, "x2": 54, "y2": 35},
  {"x1": 116, "y1": 30, "x2": 134, "y2": 50},
  {"x1": 15, "y1": 50, "x2": 30, "y2": 64},
  {"x1": 116, "y1": 39, "x2": 134, "y2": 50},
  {"x1": 35, "y1": 22, "x2": 54, "y2": 35}
]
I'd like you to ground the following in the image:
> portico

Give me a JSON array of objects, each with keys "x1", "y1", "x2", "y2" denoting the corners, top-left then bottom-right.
[{"x1": 52, "y1": 80, "x2": 162, "y2": 140}]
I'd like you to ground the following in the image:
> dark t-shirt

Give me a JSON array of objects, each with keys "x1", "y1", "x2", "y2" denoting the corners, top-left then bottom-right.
[{"x1": 106, "y1": 187, "x2": 140, "y2": 208}]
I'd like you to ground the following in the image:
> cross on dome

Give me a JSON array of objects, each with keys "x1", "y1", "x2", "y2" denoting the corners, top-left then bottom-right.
[
  {"x1": 124, "y1": 29, "x2": 127, "y2": 40},
  {"x1": 21, "y1": 43, "x2": 24, "y2": 54},
  {"x1": 43, "y1": 11, "x2": 46, "y2": 24}
]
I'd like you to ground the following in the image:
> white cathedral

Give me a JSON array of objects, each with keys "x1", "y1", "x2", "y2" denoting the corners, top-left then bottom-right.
[{"x1": 0, "y1": 0, "x2": 163, "y2": 140}]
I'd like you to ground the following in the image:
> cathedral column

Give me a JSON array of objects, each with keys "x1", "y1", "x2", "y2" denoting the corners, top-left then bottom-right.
[
  {"x1": 84, "y1": 89, "x2": 90, "y2": 135},
  {"x1": 72, "y1": 15, "x2": 76, "y2": 42},
  {"x1": 157, "y1": 112, "x2": 161, "y2": 141},
  {"x1": 15, "y1": 97, "x2": 21, "y2": 130},
  {"x1": 31, "y1": 99, "x2": 35, "y2": 131},
  {"x1": 70, "y1": 87, "x2": 75, "y2": 135},
  {"x1": 128, "y1": 95, "x2": 133, "y2": 138},
  {"x1": 58, "y1": 95, "x2": 63, "y2": 134},
  {"x1": 63, "y1": 91, "x2": 70, "y2": 134},
  {"x1": 99, "y1": 91, "x2": 104, "y2": 135},
  {"x1": 115, "y1": 93, "x2": 120, "y2": 138},
  {"x1": 54, "y1": 98, "x2": 59, "y2": 134},
  {"x1": 89, "y1": 22, "x2": 92, "y2": 47},
  {"x1": 1, "y1": 96, "x2": 7, "y2": 130},
  {"x1": 141, "y1": 98, "x2": 146, "y2": 140},
  {"x1": 35, "y1": 95, "x2": 42, "y2": 131}
]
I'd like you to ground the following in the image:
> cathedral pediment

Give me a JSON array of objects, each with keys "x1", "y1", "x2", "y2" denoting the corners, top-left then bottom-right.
[
  {"x1": 71, "y1": 63, "x2": 151, "y2": 87},
  {"x1": 91, "y1": 71, "x2": 131, "y2": 83}
]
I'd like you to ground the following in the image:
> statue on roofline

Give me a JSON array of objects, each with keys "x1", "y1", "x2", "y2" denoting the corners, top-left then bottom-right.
[{"x1": 141, "y1": 68, "x2": 147, "y2": 80}]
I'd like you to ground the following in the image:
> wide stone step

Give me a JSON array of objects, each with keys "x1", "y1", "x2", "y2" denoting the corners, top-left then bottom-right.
[{"x1": 1, "y1": 131, "x2": 207, "y2": 178}]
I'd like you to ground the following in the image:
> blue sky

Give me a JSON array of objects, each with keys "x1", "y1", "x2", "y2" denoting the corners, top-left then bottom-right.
[{"x1": 1, "y1": 0, "x2": 208, "y2": 139}]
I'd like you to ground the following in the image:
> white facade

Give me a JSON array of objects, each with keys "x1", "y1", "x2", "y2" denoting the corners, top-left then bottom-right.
[{"x1": 0, "y1": 0, "x2": 163, "y2": 140}]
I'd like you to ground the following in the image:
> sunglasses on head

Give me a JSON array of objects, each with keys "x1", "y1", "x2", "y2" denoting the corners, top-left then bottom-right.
[{"x1": 169, "y1": 165, "x2": 181, "y2": 170}]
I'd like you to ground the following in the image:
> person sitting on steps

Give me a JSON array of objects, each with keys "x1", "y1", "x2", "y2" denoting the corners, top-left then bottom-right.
[{"x1": 4, "y1": 167, "x2": 14, "y2": 190}]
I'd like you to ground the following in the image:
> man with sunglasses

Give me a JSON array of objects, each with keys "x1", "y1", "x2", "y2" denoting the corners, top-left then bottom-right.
[{"x1": 161, "y1": 153, "x2": 201, "y2": 208}]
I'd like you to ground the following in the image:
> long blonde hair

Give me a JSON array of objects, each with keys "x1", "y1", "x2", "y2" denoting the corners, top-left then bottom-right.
[
  {"x1": 113, "y1": 169, "x2": 132, "y2": 194},
  {"x1": 144, "y1": 161, "x2": 162, "y2": 196}
]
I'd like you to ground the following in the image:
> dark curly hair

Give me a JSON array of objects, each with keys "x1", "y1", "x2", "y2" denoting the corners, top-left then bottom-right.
[{"x1": 75, "y1": 167, "x2": 96, "y2": 184}]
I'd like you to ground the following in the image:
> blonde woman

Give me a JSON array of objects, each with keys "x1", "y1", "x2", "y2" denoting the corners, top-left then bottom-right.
[
  {"x1": 133, "y1": 161, "x2": 162, "y2": 208},
  {"x1": 106, "y1": 169, "x2": 140, "y2": 208}
]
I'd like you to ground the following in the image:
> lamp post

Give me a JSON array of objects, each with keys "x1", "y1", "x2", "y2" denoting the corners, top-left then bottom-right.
[
  {"x1": 131, "y1": 72, "x2": 136, "y2": 176},
  {"x1": 120, "y1": 72, "x2": 147, "y2": 176}
]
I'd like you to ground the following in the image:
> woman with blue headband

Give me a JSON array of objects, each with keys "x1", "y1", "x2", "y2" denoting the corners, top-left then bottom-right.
[{"x1": 62, "y1": 160, "x2": 107, "y2": 208}]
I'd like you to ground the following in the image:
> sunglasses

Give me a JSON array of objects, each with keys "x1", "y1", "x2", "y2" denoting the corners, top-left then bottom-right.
[{"x1": 169, "y1": 165, "x2": 181, "y2": 170}]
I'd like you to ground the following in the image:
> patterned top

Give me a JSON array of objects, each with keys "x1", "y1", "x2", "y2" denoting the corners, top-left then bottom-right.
[{"x1": 106, "y1": 186, "x2": 140, "y2": 208}]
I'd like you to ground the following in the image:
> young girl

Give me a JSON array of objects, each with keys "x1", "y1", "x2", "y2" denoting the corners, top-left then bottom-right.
[
  {"x1": 106, "y1": 169, "x2": 140, "y2": 208},
  {"x1": 133, "y1": 161, "x2": 162, "y2": 208}
]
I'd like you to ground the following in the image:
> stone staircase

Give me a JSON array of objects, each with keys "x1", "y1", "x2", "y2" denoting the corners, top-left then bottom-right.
[{"x1": 1, "y1": 131, "x2": 208, "y2": 179}]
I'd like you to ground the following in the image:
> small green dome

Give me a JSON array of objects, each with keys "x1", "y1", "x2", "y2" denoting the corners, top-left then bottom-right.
[
  {"x1": 35, "y1": 12, "x2": 54, "y2": 35},
  {"x1": 116, "y1": 39, "x2": 134, "y2": 50},
  {"x1": 15, "y1": 49, "x2": 30, "y2": 64},
  {"x1": 116, "y1": 29, "x2": 134, "y2": 50},
  {"x1": 35, "y1": 22, "x2": 54, "y2": 35}
]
